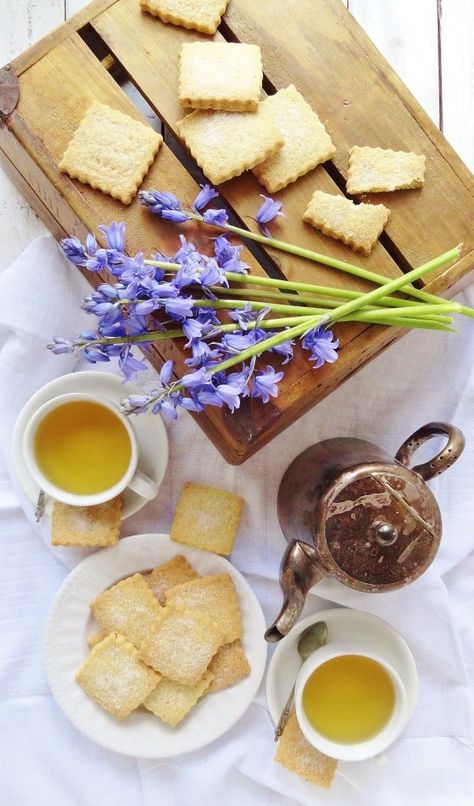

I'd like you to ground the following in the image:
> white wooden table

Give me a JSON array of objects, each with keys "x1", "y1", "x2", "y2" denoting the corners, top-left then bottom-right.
[{"x1": 0, "y1": 0, "x2": 472, "y2": 271}]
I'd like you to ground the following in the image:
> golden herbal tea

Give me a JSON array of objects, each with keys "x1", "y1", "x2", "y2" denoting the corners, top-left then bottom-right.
[
  {"x1": 302, "y1": 654, "x2": 395, "y2": 744},
  {"x1": 34, "y1": 401, "x2": 131, "y2": 495}
]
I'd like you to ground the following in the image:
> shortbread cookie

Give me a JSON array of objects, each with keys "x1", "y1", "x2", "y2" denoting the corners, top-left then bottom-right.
[
  {"x1": 140, "y1": 0, "x2": 229, "y2": 34},
  {"x1": 176, "y1": 106, "x2": 284, "y2": 185},
  {"x1": 171, "y1": 482, "x2": 244, "y2": 555},
  {"x1": 76, "y1": 633, "x2": 160, "y2": 719},
  {"x1": 275, "y1": 711, "x2": 337, "y2": 789},
  {"x1": 179, "y1": 42, "x2": 263, "y2": 112},
  {"x1": 59, "y1": 102, "x2": 162, "y2": 204},
  {"x1": 165, "y1": 574, "x2": 243, "y2": 643},
  {"x1": 303, "y1": 190, "x2": 390, "y2": 255},
  {"x1": 347, "y1": 146, "x2": 426, "y2": 194},
  {"x1": 146, "y1": 556, "x2": 199, "y2": 605},
  {"x1": 51, "y1": 497, "x2": 122, "y2": 547},
  {"x1": 88, "y1": 629, "x2": 110, "y2": 648},
  {"x1": 253, "y1": 85, "x2": 336, "y2": 192},
  {"x1": 207, "y1": 640, "x2": 251, "y2": 692},
  {"x1": 144, "y1": 671, "x2": 214, "y2": 726},
  {"x1": 140, "y1": 603, "x2": 225, "y2": 686},
  {"x1": 90, "y1": 573, "x2": 162, "y2": 649}
]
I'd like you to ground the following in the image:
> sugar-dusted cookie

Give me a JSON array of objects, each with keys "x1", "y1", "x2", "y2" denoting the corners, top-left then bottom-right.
[
  {"x1": 275, "y1": 711, "x2": 337, "y2": 789},
  {"x1": 170, "y1": 482, "x2": 244, "y2": 555},
  {"x1": 51, "y1": 497, "x2": 122, "y2": 547},
  {"x1": 303, "y1": 190, "x2": 390, "y2": 255},
  {"x1": 88, "y1": 629, "x2": 110, "y2": 648},
  {"x1": 90, "y1": 573, "x2": 162, "y2": 649},
  {"x1": 253, "y1": 85, "x2": 336, "y2": 192},
  {"x1": 144, "y1": 671, "x2": 214, "y2": 726},
  {"x1": 165, "y1": 573, "x2": 243, "y2": 643},
  {"x1": 146, "y1": 555, "x2": 199, "y2": 605},
  {"x1": 347, "y1": 146, "x2": 426, "y2": 194},
  {"x1": 176, "y1": 106, "x2": 284, "y2": 185},
  {"x1": 76, "y1": 633, "x2": 160, "y2": 719},
  {"x1": 140, "y1": 603, "x2": 225, "y2": 686},
  {"x1": 140, "y1": 0, "x2": 229, "y2": 35},
  {"x1": 207, "y1": 640, "x2": 251, "y2": 692},
  {"x1": 59, "y1": 102, "x2": 162, "y2": 204},
  {"x1": 179, "y1": 42, "x2": 263, "y2": 112}
]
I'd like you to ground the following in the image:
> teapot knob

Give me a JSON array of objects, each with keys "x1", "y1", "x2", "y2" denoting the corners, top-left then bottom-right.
[{"x1": 375, "y1": 523, "x2": 398, "y2": 546}]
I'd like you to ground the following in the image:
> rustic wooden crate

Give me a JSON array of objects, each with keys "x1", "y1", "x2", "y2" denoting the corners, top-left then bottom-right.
[{"x1": 0, "y1": 0, "x2": 473, "y2": 464}]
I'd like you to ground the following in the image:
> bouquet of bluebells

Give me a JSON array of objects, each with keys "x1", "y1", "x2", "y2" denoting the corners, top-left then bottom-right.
[{"x1": 50, "y1": 185, "x2": 468, "y2": 419}]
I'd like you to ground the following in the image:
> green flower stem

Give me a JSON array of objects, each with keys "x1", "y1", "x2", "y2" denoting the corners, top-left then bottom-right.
[
  {"x1": 184, "y1": 211, "x2": 471, "y2": 315},
  {"x1": 210, "y1": 286, "x2": 453, "y2": 322},
  {"x1": 323, "y1": 246, "x2": 462, "y2": 326}
]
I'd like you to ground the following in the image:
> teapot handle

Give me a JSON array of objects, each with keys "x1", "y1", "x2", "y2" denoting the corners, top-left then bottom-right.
[{"x1": 395, "y1": 422, "x2": 465, "y2": 481}]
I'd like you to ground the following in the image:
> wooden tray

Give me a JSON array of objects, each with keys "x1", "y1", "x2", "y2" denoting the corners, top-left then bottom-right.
[{"x1": 0, "y1": 0, "x2": 473, "y2": 464}]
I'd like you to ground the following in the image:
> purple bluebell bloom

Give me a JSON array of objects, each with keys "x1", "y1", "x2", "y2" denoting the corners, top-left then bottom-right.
[
  {"x1": 203, "y1": 208, "x2": 229, "y2": 227},
  {"x1": 118, "y1": 345, "x2": 148, "y2": 383},
  {"x1": 164, "y1": 296, "x2": 195, "y2": 320},
  {"x1": 193, "y1": 184, "x2": 219, "y2": 212},
  {"x1": 251, "y1": 365, "x2": 284, "y2": 403},
  {"x1": 61, "y1": 236, "x2": 89, "y2": 267},
  {"x1": 255, "y1": 195, "x2": 285, "y2": 237},
  {"x1": 99, "y1": 222, "x2": 126, "y2": 252},
  {"x1": 139, "y1": 190, "x2": 182, "y2": 216},
  {"x1": 121, "y1": 393, "x2": 157, "y2": 415},
  {"x1": 47, "y1": 337, "x2": 76, "y2": 354},
  {"x1": 301, "y1": 327, "x2": 339, "y2": 368},
  {"x1": 213, "y1": 236, "x2": 249, "y2": 275},
  {"x1": 161, "y1": 209, "x2": 192, "y2": 224}
]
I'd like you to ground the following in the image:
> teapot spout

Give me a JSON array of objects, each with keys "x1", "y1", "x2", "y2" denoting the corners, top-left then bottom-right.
[{"x1": 265, "y1": 541, "x2": 326, "y2": 642}]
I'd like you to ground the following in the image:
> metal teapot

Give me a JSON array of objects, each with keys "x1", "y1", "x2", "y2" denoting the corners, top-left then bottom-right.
[{"x1": 266, "y1": 422, "x2": 465, "y2": 642}]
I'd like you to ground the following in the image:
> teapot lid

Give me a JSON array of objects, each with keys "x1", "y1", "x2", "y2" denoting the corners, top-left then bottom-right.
[{"x1": 316, "y1": 462, "x2": 441, "y2": 592}]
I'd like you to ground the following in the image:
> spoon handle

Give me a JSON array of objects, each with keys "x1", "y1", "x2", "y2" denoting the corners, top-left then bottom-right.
[{"x1": 274, "y1": 684, "x2": 295, "y2": 741}]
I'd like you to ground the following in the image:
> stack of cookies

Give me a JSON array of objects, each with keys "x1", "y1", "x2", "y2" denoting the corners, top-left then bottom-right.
[{"x1": 77, "y1": 560, "x2": 250, "y2": 726}]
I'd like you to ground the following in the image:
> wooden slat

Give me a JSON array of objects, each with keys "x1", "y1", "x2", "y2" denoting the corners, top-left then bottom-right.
[
  {"x1": 91, "y1": 0, "x2": 402, "y2": 292},
  {"x1": 221, "y1": 0, "x2": 473, "y2": 278}
]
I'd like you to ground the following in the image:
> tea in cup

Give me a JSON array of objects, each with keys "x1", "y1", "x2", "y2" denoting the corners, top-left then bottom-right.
[
  {"x1": 295, "y1": 643, "x2": 409, "y2": 761},
  {"x1": 23, "y1": 392, "x2": 158, "y2": 506}
]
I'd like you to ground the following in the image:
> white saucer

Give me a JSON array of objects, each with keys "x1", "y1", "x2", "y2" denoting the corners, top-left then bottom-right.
[
  {"x1": 266, "y1": 608, "x2": 417, "y2": 728},
  {"x1": 11, "y1": 371, "x2": 168, "y2": 519},
  {"x1": 44, "y1": 533, "x2": 267, "y2": 758}
]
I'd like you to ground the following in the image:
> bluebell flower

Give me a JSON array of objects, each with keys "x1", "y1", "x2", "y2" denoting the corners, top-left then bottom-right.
[
  {"x1": 200, "y1": 257, "x2": 228, "y2": 288},
  {"x1": 213, "y1": 236, "x2": 249, "y2": 274},
  {"x1": 121, "y1": 393, "x2": 157, "y2": 415},
  {"x1": 251, "y1": 365, "x2": 284, "y2": 403},
  {"x1": 203, "y1": 208, "x2": 229, "y2": 227},
  {"x1": 193, "y1": 184, "x2": 219, "y2": 212},
  {"x1": 47, "y1": 337, "x2": 76, "y2": 354},
  {"x1": 99, "y1": 222, "x2": 126, "y2": 252},
  {"x1": 301, "y1": 327, "x2": 339, "y2": 368},
  {"x1": 181, "y1": 367, "x2": 209, "y2": 389},
  {"x1": 255, "y1": 195, "x2": 285, "y2": 237},
  {"x1": 118, "y1": 345, "x2": 147, "y2": 383},
  {"x1": 221, "y1": 330, "x2": 262, "y2": 353},
  {"x1": 164, "y1": 296, "x2": 195, "y2": 320},
  {"x1": 214, "y1": 383, "x2": 242, "y2": 412},
  {"x1": 160, "y1": 359, "x2": 174, "y2": 386},
  {"x1": 264, "y1": 331, "x2": 294, "y2": 364},
  {"x1": 134, "y1": 299, "x2": 157, "y2": 316},
  {"x1": 61, "y1": 236, "x2": 88, "y2": 266},
  {"x1": 139, "y1": 190, "x2": 182, "y2": 216},
  {"x1": 184, "y1": 340, "x2": 222, "y2": 368},
  {"x1": 161, "y1": 209, "x2": 192, "y2": 224}
]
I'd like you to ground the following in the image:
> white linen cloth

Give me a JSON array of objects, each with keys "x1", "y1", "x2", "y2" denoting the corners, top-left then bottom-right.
[{"x1": 0, "y1": 236, "x2": 472, "y2": 806}]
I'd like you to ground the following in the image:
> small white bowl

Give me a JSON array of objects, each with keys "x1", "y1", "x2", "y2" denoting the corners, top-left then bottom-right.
[{"x1": 295, "y1": 642, "x2": 409, "y2": 761}]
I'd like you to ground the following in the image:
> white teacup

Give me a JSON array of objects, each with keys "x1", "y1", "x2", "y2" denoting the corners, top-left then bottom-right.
[
  {"x1": 23, "y1": 392, "x2": 159, "y2": 507},
  {"x1": 295, "y1": 643, "x2": 409, "y2": 761}
]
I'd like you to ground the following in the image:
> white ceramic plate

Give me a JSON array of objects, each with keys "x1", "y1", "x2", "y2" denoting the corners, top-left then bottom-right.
[
  {"x1": 11, "y1": 371, "x2": 168, "y2": 519},
  {"x1": 44, "y1": 534, "x2": 267, "y2": 758},
  {"x1": 266, "y1": 608, "x2": 417, "y2": 727}
]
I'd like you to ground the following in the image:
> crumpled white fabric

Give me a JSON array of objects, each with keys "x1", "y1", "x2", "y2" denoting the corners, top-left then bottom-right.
[{"x1": 0, "y1": 235, "x2": 472, "y2": 806}]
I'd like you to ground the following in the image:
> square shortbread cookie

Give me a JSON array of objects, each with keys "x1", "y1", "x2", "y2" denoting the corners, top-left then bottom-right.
[
  {"x1": 51, "y1": 497, "x2": 122, "y2": 547},
  {"x1": 90, "y1": 573, "x2": 162, "y2": 649},
  {"x1": 303, "y1": 190, "x2": 390, "y2": 255},
  {"x1": 140, "y1": 603, "x2": 225, "y2": 686},
  {"x1": 144, "y1": 670, "x2": 213, "y2": 726},
  {"x1": 347, "y1": 146, "x2": 426, "y2": 194},
  {"x1": 59, "y1": 102, "x2": 162, "y2": 204},
  {"x1": 275, "y1": 711, "x2": 337, "y2": 789},
  {"x1": 207, "y1": 640, "x2": 251, "y2": 692},
  {"x1": 253, "y1": 85, "x2": 336, "y2": 192},
  {"x1": 176, "y1": 106, "x2": 284, "y2": 185},
  {"x1": 170, "y1": 482, "x2": 244, "y2": 555},
  {"x1": 140, "y1": 0, "x2": 229, "y2": 35},
  {"x1": 76, "y1": 633, "x2": 160, "y2": 719},
  {"x1": 165, "y1": 573, "x2": 243, "y2": 643},
  {"x1": 146, "y1": 556, "x2": 199, "y2": 605},
  {"x1": 179, "y1": 42, "x2": 263, "y2": 112}
]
